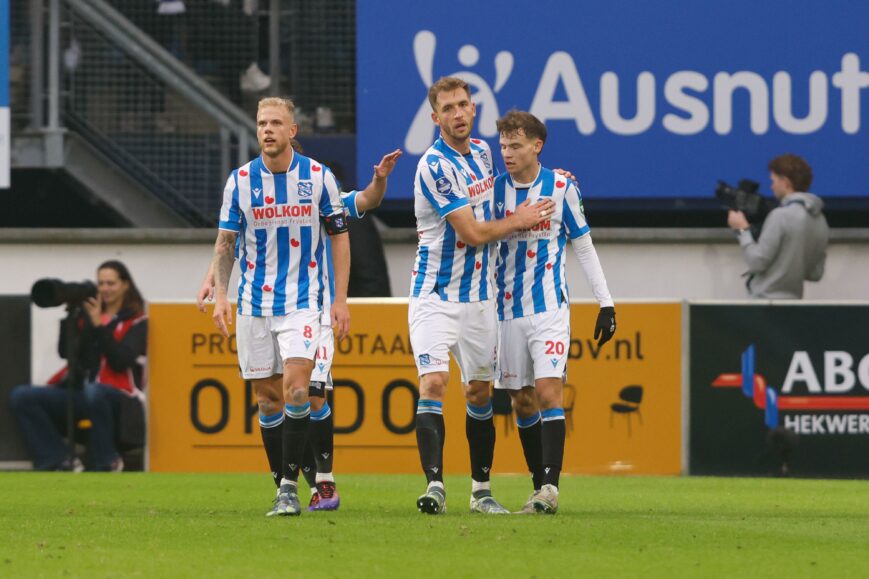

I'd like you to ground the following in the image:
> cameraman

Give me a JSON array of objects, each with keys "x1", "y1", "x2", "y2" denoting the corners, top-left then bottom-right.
[
  {"x1": 727, "y1": 154, "x2": 829, "y2": 299},
  {"x1": 10, "y1": 261, "x2": 147, "y2": 471}
]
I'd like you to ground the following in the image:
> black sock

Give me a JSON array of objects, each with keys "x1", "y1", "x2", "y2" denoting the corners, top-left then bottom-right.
[
  {"x1": 517, "y1": 412, "x2": 544, "y2": 490},
  {"x1": 465, "y1": 401, "x2": 495, "y2": 483},
  {"x1": 541, "y1": 411, "x2": 566, "y2": 488},
  {"x1": 281, "y1": 403, "x2": 311, "y2": 482},
  {"x1": 259, "y1": 412, "x2": 285, "y2": 488},
  {"x1": 300, "y1": 441, "x2": 317, "y2": 489},
  {"x1": 416, "y1": 400, "x2": 444, "y2": 484},
  {"x1": 309, "y1": 401, "x2": 334, "y2": 475}
]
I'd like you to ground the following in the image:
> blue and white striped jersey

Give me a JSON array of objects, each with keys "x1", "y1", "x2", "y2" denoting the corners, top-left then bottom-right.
[
  {"x1": 493, "y1": 166, "x2": 590, "y2": 321},
  {"x1": 410, "y1": 137, "x2": 497, "y2": 302},
  {"x1": 218, "y1": 153, "x2": 346, "y2": 317}
]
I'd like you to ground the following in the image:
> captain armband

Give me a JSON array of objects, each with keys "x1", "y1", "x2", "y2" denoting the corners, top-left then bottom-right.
[{"x1": 322, "y1": 213, "x2": 349, "y2": 235}]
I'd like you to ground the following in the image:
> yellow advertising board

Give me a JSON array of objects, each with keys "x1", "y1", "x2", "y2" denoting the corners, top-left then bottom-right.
[{"x1": 148, "y1": 301, "x2": 682, "y2": 475}]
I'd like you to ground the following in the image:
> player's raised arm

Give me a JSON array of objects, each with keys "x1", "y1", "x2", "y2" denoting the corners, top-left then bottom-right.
[
  {"x1": 446, "y1": 197, "x2": 555, "y2": 247},
  {"x1": 355, "y1": 149, "x2": 403, "y2": 213},
  {"x1": 321, "y1": 169, "x2": 351, "y2": 340},
  {"x1": 211, "y1": 230, "x2": 238, "y2": 337}
]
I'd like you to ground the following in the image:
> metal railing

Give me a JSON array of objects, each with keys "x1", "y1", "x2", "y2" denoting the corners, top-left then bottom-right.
[{"x1": 20, "y1": 0, "x2": 260, "y2": 225}]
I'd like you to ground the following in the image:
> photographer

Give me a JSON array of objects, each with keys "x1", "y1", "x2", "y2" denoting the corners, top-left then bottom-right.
[
  {"x1": 10, "y1": 261, "x2": 147, "y2": 471},
  {"x1": 727, "y1": 154, "x2": 829, "y2": 299}
]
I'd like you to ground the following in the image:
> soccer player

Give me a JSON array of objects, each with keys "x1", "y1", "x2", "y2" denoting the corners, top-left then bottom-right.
[
  {"x1": 200, "y1": 145, "x2": 402, "y2": 512},
  {"x1": 210, "y1": 97, "x2": 350, "y2": 517},
  {"x1": 411, "y1": 77, "x2": 555, "y2": 515},
  {"x1": 493, "y1": 110, "x2": 616, "y2": 514}
]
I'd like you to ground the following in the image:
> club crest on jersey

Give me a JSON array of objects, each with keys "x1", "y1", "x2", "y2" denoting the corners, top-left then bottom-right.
[
  {"x1": 435, "y1": 176, "x2": 452, "y2": 194},
  {"x1": 480, "y1": 150, "x2": 491, "y2": 171},
  {"x1": 298, "y1": 181, "x2": 313, "y2": 198}
]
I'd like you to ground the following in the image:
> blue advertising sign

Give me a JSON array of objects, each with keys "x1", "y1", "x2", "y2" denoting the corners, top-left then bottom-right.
[{"x1": 357, "y1": 0, "x2": 869, "y2": 201}]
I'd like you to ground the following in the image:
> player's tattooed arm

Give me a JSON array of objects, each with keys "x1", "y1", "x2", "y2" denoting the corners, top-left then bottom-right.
[
  {"x1": 355, "y1": 149, "x2": 402, "y2": 212},
  {"x1": 211, "y1": 230, "x2": 237, "y2": 337}
]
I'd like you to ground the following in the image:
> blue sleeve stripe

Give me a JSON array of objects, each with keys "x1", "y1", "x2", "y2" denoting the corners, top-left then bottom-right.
[
  {"x1": 418, "y1": 173, "x2": 440, "y2": 211},
  {"x1": 569, "y1": 224, "x2": 591, "y2": 239},
  {"x1": 344, "y1": 190, "x2": 362, "y2": 219},
  {"x1": 229, "y1": 170, "x2": 241, "y2": 223},
  {"x1": 438, "y1": 197, "x2": 468, "y2": 218},
  {"x1": 219, "y1": 221, "x2": 241, "y2": 231}
]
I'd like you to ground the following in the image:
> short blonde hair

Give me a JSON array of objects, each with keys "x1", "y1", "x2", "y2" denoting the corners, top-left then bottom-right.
[{"x1": 257, "y1": 97, "x2": 296, "y2": 116}]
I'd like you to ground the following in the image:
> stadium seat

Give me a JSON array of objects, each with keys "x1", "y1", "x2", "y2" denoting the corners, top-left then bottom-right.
[{"x1": 609, "y1": 385, "x2": 643, "y2": 437}]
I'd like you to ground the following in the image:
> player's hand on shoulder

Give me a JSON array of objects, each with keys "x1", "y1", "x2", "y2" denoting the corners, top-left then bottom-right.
[
  {"x1": 514, "y1": 198, "x2": 555, "y2": 229},
  {"x1": 553, "y1": 168, "x2": 578, "y2": 185},
  {"x1": 594, "y1": 306, "x2": 616, "y2": 347},
  {"x1": 374, "y1": 149, "x2": 402, "y2": 178}
]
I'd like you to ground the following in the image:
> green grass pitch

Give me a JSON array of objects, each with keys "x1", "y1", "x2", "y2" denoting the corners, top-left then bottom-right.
[{"x1": 1, "y1": 473, "x2": 867, "y2": 578}]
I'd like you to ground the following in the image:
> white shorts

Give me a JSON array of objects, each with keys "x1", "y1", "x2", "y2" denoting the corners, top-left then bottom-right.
[
  {"x1": 408, "y1": 295, "x2": 497, "y2": 383},
  {"x1": 236, "y1": 309, "x2": 321, "y2": 380},
  {"x1": 496, "y1": 305, "x2": 570, "y2": 390},
  {"x1": 310, "y1": 323, "x2": 335, "y2": 388}
]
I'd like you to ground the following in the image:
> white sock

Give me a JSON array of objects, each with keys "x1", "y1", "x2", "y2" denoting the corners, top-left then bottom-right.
[
  {"x1": 315, "y1": 472, "x2": 335, "y2": 483},
  {"x1": 471, "y1": 480, "x2": 491, "y2": 494},
  {"x1": 310, "y1": 487, "x2": 318, "y2": 495},
  {"x1": 279, "y1": 477, "x2": 297, "y2": 488},
  {"x1": 428, "y1": 480, "x2": 445, "y2": 491}
]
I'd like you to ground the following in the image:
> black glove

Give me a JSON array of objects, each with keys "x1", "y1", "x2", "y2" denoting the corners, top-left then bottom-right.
[{"x1": 594, "y1": 306, "x2": 616, "y2": 346}]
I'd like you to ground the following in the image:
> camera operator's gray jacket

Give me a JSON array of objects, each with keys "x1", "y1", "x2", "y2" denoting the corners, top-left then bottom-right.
[{"x1": 736, "y1": 192, "x2": 828, "y2": 299}]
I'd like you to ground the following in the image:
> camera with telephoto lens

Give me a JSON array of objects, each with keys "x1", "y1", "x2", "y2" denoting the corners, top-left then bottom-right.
[
  {"x1": 30, "y1": 278, "x2": 97, "y2": 308},
  {"x1": 715, "y1": 179, "x2": 774, "y2": 241}
]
